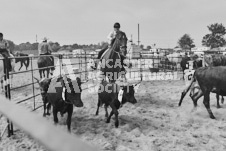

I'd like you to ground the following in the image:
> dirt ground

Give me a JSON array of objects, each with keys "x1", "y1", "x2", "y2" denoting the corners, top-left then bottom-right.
[{"x1": 1, "y1": 59, "x2": 226, "y2": 151}]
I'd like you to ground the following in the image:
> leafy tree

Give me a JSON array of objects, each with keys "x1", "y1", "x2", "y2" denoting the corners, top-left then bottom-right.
[
  {"x1": 31, "y1": 42, "x2": 38, "y2": 50},
  {"x1": 14, "y1": 45, "x2": 20, "y2": 51},
  {"x1": 202, "y1": 23, "x2": 226, "y2": 48},
  {"x1": 98, "y1": 41, "x2": 108, "y2": 49},
  {"x1": 178, "y1": 34, "x2": 195, "y2": 50},
  {"x1": 72, "y1": 43, "x2": 79, "y2": 49},
  {"x1": 51, "y1": 42, "x2": 61, "y2": 52},
  {"x1": 7, "y1": 40, "x2": 15, "y2": 52},
  {"x1": 140, "y1": 44, "x2": 144, "y2": 49}
]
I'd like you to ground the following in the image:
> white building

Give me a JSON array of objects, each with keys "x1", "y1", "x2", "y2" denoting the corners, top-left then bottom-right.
[
  {"x1": 149, "y1": 48, "x2": 159, "y2": 53},
  {"x1": 191, "y1": 47, "x2": 210, "y2": 52},
  {"x1": 72, "y1": 49, "x2": 84, "y2": 54},
  {"x1": 127, "y1": 44, "x2": 141, "y2": 59}
]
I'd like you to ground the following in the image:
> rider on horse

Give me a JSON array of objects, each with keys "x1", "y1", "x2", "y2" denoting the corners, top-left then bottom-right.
[
  {"x1": 0, "y1": 33, "x2": 12, "y2": 71},
  {"x1": 38, "y1": 37, "x2": 54, "y2": 65},
  {"x1": 95, "y1": 23, "x2": 128, "y2": 83},
  {"x1": 95, "y1": 22, "x2": 127, "y2": 71}
]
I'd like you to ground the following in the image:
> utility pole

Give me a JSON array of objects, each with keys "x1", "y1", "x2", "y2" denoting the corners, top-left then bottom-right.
[
  {"x1": 130, "y1": 34, "x2": 133, "y2": 44},
  {"x1": 36, "y1": 34, "x2": 37, "y2": 43},
  {"x1": 137, "y1": 24, "x2": 140, "y2": 46}
]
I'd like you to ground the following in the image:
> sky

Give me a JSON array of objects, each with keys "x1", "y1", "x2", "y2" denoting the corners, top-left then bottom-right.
[{"x1": 1, "y1": 0, "x2": 226, "y2": 48}]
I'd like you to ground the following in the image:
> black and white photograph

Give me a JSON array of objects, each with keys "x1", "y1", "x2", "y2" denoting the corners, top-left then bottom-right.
[{"x1": 1, "y1": 0, "x2": 226, "y2": 151}]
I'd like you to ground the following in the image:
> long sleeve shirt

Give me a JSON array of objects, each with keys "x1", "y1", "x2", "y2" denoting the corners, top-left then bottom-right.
[
  {"x1": 0, "y1": 39, "x2": 9, "y2": 49},
  {"x1": 38, "y1": 42, "x2": 53, "y2": 55},
  {"x1": 107, "y1": 31, "x2": 119, "y2": 44},
  {"x1": 0, "y1": 39, "x2": 10, "y2": 54}
]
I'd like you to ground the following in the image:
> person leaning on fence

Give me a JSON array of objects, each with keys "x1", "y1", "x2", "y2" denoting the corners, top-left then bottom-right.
[
  {"x1": 38, "y1": 37, "x2": 54, "y2": 65},
  {"x1": 0, "y1": 33, "x2": 12, "y2": 71}
]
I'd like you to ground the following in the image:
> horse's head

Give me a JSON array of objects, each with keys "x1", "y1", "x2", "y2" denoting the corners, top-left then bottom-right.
[{"x1": 114, "y1": 31, "x2": 128, "y2": 57}]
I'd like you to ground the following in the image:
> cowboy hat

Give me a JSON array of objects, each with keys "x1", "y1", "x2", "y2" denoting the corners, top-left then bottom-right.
[{"x1": 42, "y1": 37, "x2": 49, "y2": 41}]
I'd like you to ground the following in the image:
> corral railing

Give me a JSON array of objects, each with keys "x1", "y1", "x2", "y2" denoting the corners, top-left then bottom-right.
[
  {"x1": 3, "y1": 52, "x2": 187, "y2": 113},
  {"x1": 0, "y1": 51, "x2": 187, "y2": 146}
]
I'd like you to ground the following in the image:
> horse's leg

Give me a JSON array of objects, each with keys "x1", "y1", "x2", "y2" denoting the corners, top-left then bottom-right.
[
  {"x1": 9, "y1": 72, "x2": 13, "y2": 88},
  {"x1": 182, "y1": 69, "x2": 185, "y2": 80},
  {"x1": 22, "y1": 61, "x2": 25, "y2": 70},
  {"x1": 49, "y1": 67, "x2": 53, "y2": 76},
  {"x1": 43, "y1": 70, "x2": 45, "y2": 78},
  {"x1": 24, "y1": 61, "x2": 27, "y2": 70},
  {"x1": 1, "y1": 78, "x2": 3, "y2": 92},
  {"x1": 47, "y1": 69, "x2": 49, "y2": 78},
  {"x1": 221, "y1": 96, "x2": 224, "y2": 104},
  {"x1": 39, "y1": 70, "x2": 42, "y2": 79},
  {"x1": 19, "y1": 61, "x2": 23, "y2": 71}
]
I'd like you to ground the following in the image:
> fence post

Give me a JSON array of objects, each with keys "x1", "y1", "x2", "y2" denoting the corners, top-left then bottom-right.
[
  {"x1": 79, "y1": 53, "x2": 81, "y2": 79},
  {"x1": 129, "y1": 57, "x2": 131, "y2": 79},
  {"x1": 59, "y1": 54, "x2": 62, "y2": 76},
  {"x1": 157, "y1": 54, "x2": 160, "y2": 70},
  {"x1": 164, "y1": 50, "x2": 166, "y2": 72},
  {"x1": 140, "y1": 53, "x2": 143, "y2": 81},
  {"x1": 3, "y1": 57, "x2": 13, "y2": 137},
  {"x1": 30, "y1": 56, "x2": 36, "y2": 110},
  {"x1": 85, "y1": 51, "x2": 87, "y2": 81}
]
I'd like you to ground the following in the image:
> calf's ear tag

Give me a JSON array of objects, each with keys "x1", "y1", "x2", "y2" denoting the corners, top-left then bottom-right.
[
  {"x1": 62, "y1": 87, "x2": 66, "y2": 101},
  {"x1": 118, "y1": 89, "x2": 124, "y2": 103}
]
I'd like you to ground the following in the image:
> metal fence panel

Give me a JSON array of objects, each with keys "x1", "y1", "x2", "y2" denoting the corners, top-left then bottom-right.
[{"x1": 0, "y1": 95, "x2": 99, "y2": 151}]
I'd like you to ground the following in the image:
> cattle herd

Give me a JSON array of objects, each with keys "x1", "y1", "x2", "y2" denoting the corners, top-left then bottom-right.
[
  {"x1": 33, "y1": 53, "x2": 226, "y2": 133},
  {"x1": 34, "y1": 74, "x2": 139, "y2": 131}
]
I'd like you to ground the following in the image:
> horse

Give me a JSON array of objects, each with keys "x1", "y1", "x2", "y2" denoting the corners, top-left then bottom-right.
[
  {"x1": 37, "y1": 54, "x2": 55, "y2": 79},
  {"x1": 100, "y1": 31, "x2": 127, "y2": 83},
  {"x1": 0, "y1": 52, "x2": 15, "y2": 91},
  {"x1": 14, "y1": 52, "x2": 30, "y2": 71}
]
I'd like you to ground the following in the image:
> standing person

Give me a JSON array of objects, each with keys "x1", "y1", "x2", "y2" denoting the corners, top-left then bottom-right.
[
  {"x1": 38, "y1": 37, "x2": 54, "y2": 65},
  {"x1": 0, "y1": 33, "x2": 12, "y2": 71}
]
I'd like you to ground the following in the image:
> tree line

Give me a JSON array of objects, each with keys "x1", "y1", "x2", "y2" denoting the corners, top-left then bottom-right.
[
  {"x1": 7, "y1": 41, "x2": 109, "y2": 53},
  {"x1": 178, "y1": 23, "x2": 226, "y2": 50}
]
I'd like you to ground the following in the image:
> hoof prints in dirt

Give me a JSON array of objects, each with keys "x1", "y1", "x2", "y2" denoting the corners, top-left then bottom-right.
[{"x1": 3, "y1": 81, "x2": 226, "y2": 151}]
